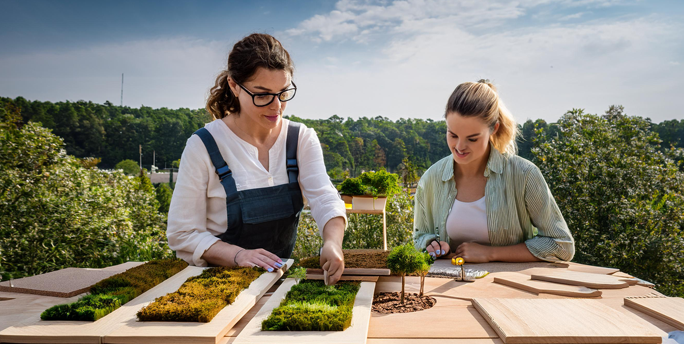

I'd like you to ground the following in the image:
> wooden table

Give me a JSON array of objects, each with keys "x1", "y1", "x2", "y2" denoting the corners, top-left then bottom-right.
[{"x1": 0, "y1": 262, "x2": 677, "y2": 344}]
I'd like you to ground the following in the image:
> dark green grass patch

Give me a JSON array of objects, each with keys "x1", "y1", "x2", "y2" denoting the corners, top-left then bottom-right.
[
  {"x1": 261, "y1": 280, "x2": 360, "y2": 331},
  {"x1": 40, "y1": 259, "x2": 188, "y2": 321},
  {"x1": 136, "y1": 266, "x2": 264, "y2": 322}
]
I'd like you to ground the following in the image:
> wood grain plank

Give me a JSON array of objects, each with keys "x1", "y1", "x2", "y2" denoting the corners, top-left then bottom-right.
[
  {"x1": 624, "y1": 297, "x2": 684, "y2": 330},
  {"x1": 530, "y1": 270, "x2": 632, "y2": 289},
  {"x1": 233, "y1": 278, "x2": 374, "y2": 344},
  {"x1": 103, "y1": 259, "x2": 293, "y2": 344},
  {"x1": 493, "y1": 272, "x2": 602, "y2": 298},
  {"x1": 472, "y1": 298, "x2": 662, "y2": 344}
]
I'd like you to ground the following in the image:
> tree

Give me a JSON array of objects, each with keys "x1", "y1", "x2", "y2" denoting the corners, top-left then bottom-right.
[
  {"x1": 386, "y1": 243, "x2": 423, "y2": 304},
  {"x1": 155, "y1": 183, "x2": 173, "y2": 213},
  {"x1": 116, "y1": 159, "x2": 139, "y2": 175},
  {"x1": 533, "y1": 108, "x2": 684, "y2": 297},
  {"x1": 0, "y1": 101, "x2": 172, "y2": 280},
  {"x1": 417, "y1": 251, "x2": 434, "y2": 297}
]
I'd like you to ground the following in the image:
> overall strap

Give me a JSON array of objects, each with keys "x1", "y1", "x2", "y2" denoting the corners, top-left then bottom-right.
[
  {"x1": 194, "y1": 128, "x2": 238, "y2": 201},
  {"x1": 286, "y1": 122, "x2": 301, "y2": 184}
]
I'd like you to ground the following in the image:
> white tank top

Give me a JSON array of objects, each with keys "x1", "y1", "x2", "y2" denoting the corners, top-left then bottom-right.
[{"x1": 446, "y1": 196, "x2": 490, "y2": 246}]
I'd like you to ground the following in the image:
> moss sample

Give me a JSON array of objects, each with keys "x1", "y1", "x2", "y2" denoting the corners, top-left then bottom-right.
[
  {"x1": 299, "y1": 249, "x2": 389, "y2": 269},
  {"x1": 262, "y1": 280, "x2": 360, "y2": 331},
  {"x1": 41, "y1": 259, "x2": 188, "y2": 321},
  {"x1": 137, "y1": 266, "x2": 264, "y2": 322}
]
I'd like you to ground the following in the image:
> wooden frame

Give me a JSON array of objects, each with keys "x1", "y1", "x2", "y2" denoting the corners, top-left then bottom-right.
[
  {"x1": 103, "y1": 259, "x2": 292, "y2": 344},
  {"x1": 233, "y1": 278, "x2": 375, "y2": 344},
  {"x1": 624, "y1": 296, "x2": 684, "y2": 330}
]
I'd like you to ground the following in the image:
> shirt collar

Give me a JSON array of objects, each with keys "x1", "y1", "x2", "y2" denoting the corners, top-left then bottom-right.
[{"x1": 441, "y1": 146, "x2": 504, "y2": 181}]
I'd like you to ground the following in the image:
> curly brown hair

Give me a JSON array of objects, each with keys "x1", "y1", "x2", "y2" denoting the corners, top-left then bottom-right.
[{"x1": 206, "y1": 33, "x2": 294, "y2": 119}]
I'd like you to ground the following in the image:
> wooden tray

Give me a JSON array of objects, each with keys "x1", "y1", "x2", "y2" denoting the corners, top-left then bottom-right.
[
  {"x1": 233, "y1": 278, "x2": 375, "y2": 344},
  {"x1": 472, "y1": 298, "x2": 662, "y2": 343},
  {"x1": 103, "y1": 259, "x2": 293, "y2": 344},
  {"x1": 306, "y1": 268, "x2": 390, "y2": 276},
  {"x1": 530, "y1": 270, "x2": 634, "y2": 289},
  {"x1": 625, "y1": 296, "x2": 684, "y2": 330},
  {"x1": 0, "y1": 260, "x2": 291, "y2": 344},
  {"x1": 0, "y1": 265, "x2": 198, "y2": 344},
  {"x1": 0, "y1": 263, "x2": 144, "y2": 298},
  {"x1": 493, "y1": 272, "x2": 602, "y2": 298}
]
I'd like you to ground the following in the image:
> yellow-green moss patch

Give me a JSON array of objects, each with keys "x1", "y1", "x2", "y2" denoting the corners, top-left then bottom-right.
[{"x1": 137, "y1": 266, "x2": 264, "y2": 322}]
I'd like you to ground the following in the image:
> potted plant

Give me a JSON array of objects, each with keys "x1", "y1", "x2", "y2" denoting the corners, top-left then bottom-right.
[{"x1": 338, "y1": 170, "x2": 400, "y2": 211}]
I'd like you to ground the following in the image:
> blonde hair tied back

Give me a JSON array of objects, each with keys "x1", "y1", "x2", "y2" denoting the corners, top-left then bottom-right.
[{"x1": 444, "y1": 79, "x2": 519, "y2": 155}]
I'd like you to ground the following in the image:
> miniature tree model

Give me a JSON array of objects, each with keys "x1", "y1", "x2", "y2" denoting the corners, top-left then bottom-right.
[
  {"x1": 386, "y1": 244, "x2": 423, "y2": 304},
  {"x1": 417, "y1": 251, "x2": 434, "y2": 297}
]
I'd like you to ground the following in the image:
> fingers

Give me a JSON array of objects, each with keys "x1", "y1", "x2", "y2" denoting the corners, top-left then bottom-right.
[
  {"x1": 255, "y1": 249, "x2": 284, "y2": 269},
  {"x1": 237, "y1": 249, "x2": 283, "y2": 272},
  {"x1": 426, "y1": 241, "x2": 440, "y2": 258}
]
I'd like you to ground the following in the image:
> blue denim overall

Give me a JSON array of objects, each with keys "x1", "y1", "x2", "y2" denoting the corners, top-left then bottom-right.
[{"x1": 193, "y1": 122, "x2": 304, "y2": 259}]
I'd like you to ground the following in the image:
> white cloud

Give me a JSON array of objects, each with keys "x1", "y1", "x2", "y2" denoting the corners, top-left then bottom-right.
[
  {"x1": 0, "y1": 38, "x2": 226, "y2": 109},
  {"x1": 283, "y1": 1, "x2": 684, "y2": 123}
]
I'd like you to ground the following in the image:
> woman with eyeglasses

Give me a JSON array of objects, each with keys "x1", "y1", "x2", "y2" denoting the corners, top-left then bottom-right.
[
  {"x1": 167, "y1": 33, "x2": 347, "y2": 284},
  {"x1": 414, "y1": 80, "x2": 575, "y2": 263}
]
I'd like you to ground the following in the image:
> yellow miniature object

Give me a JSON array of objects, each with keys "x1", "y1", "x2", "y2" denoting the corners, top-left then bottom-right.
[{"x1": 452, "y1": 257, "x2": 464, "y2": 266}]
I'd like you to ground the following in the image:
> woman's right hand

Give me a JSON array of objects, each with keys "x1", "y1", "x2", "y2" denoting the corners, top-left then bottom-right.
[
  {"x1": 426, "y1": 240, "x2": 451, "y2": 259},
  {"x1": 234, "y1": 248, "x2": 283, "y2": 272}
]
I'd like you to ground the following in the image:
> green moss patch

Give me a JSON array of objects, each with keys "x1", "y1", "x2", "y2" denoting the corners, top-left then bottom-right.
[
  {"x1": 41, "y1": 259, "x2": 188, "y2": 321},
  {"x1": 262, "y1": 280, "x2": 360, "y2": 331},
  {"x1": 137, "y1": 266, "x2": 264, "y2": 322}
]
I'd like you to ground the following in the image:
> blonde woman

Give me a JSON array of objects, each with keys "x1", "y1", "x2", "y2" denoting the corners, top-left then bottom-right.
[{"x1": 413, "y1": 80, "x2": 574, "y2": 263}]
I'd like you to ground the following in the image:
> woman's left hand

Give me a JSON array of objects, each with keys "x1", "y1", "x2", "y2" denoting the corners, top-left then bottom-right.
[{"x1": 453, "y1": 242, "x2": 492, "y2": 263}]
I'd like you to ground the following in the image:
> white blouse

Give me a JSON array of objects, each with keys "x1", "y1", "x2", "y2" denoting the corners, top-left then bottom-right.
[
  {"x1": 167, "y1": 118, "x2": 346, "y2": 266},
  {"x1": 446, "y1": 196, "x2": 490, "y2": 247}
]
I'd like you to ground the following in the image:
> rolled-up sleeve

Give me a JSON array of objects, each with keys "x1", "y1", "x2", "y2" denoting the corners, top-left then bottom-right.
[
  {"x1": 167, "y1": 136, "x2": 220, "y2": 267},
  {"x1": 413, "y1": 176, "x2": 438, "y2": 250},
  {"x1": 297, "y1": 126, "x2": 347, "y2": 235},
  {"x1": 523, "y1": 166, "x2": 575, "y2": 262}
]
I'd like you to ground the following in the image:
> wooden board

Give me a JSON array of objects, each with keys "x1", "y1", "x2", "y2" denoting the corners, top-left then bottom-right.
[
  {"x1": 472, "y1": 298, "x2": 662, "y2": 344},
  {"x1": 368, "y1": 296, "x2": 497, "y2": 339},
  {"x1": 306, "y1": 268, "x2": 390, "y2": 276},
  {"x1": 530, "y1": 270, "x2": 633, "y2": 289},
  {"x1": 493, "y1": 272, "x2": 602, "y2": 298},
  {"x1": 563, "y1": 261, "x2": 620, "y2": 275},
  {"x1": 103, "y1": 259, "x2": 293, "y2": 344},
  {"x1": 306, "y1": 274, "x2": 379, "y2": 282},
  {"x1": 625, "y1": 297, "x2": 684, "y2": 330},
  {"x1": 233, "y1": 278, "x2": 375, "y2": 344},
  {"x1": 0, "y1": 262, "x2": 144, "y2": 297},
  {"x1": 0, "y1": 265, "x2": 200, "y2": 344}
]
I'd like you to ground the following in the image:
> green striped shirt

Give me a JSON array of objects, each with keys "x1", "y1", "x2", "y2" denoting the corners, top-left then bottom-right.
[{"x1": 413, "y1": 147, "x2": 575, "y2": 262}]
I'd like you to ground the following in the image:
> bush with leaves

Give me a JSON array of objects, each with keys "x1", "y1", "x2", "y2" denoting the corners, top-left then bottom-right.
[
  {"x1": 0, "y1": 103, "x2": 173, "y2": 280},
  {"x1": 533, "y1": 109, "x2": 684, "y2": 297},
  {"x1": 386, "y1": 243, "x2": 424, "y2": 304},
  {"x1": 155, "y1": 183, "x2": 173, "y2": 213},
  {"x1": 292, "y1": 192, "x2": 414, "y2": 259},
  {"x1": 115, "y1": 159, "x2": 140, "y2": 175}
]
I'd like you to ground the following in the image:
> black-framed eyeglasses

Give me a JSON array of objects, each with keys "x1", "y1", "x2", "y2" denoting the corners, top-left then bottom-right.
[{"x1": 236, "y1": 81, "x2": 297, "y2": 107}]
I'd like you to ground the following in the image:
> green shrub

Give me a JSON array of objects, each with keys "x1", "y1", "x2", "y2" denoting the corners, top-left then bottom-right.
[
  {"x1": 0, "y1": 105, "x2": 173, "y2": 280},
  {"x1": 155, "y1": 183, "x2": 173, "y2": 213},
  {"x1": 338, "y1": 170, "x2": 400, "y2": 198},
  {"x1": 533, "y1": 109, "x2": 684, "y2": 297},
  {"x1": 292, "y1": 192, "x2": 414, "y2": 260},
  {"x1": 115, "y1": 159, "x2": 140, "y2": 175},
  {"x1": 137, "y1": 266, "x2": 264, "y2": 322},
  {"x1": 41, "y1": 259, "x2": 188, "y2": 321},
  {"x1": 386, "y1": 243, "x2": 423, "y2": 303},
  {"x1": 261, "y1": 280, "x2": 359, "y2": 331}
]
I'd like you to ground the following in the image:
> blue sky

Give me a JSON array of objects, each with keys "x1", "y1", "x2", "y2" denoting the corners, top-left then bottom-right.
[{"x1": 1, "y1": 0, "x2": 683, "y2": 123}]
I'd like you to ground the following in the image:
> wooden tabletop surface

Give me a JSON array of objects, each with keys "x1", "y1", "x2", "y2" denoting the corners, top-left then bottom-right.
[{"x1": 0, "y1": 261, "x2": 677, "y2": 344}]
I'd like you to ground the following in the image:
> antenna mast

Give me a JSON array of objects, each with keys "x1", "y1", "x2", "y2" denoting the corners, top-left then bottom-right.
[{"x1": 120, "y1": 73, "x2": 124, "y2": 107}]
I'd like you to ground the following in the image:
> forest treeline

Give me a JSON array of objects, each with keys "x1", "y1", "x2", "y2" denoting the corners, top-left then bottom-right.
[{"x1": 2, "y1": 97, "x2": 683, "y2": 173}]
